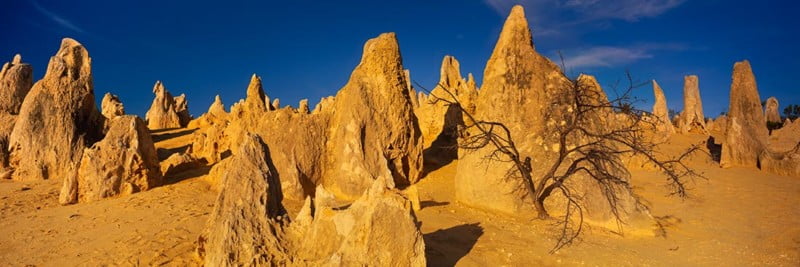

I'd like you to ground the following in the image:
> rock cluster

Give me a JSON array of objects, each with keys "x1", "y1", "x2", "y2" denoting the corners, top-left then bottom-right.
[
  {"x1": 145, "y1": 81, "x2": 191, "y2": 130},
  {"x1": 764, "y1": 97, "x2": 781, "y2": 124},
  {"x1": 213, "y1": 33, "x2": 423, "y2": 202},
  {"x1": 197, "y1": 134, "x2": 425, "y2": 266},
  {"x1": 101, "y1": 92, "x2": 125, "y2": 118},
  {"x1": 7, "y1": 38, "x2": 105, "y2": 181},
  {"x1": 720, "y1": 61, "x2": 768, "y2": 169},
  {"x1": 676, "y1": 75, "x2": 706, "y2": 133},
  {"x1": 59, "y1": 116, "x2": 162, "y2": 204}
]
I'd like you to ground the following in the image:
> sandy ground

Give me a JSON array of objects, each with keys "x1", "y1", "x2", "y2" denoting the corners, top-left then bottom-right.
[{"x1": 0, "y1": 129, "x2": 798, "y2": 266}]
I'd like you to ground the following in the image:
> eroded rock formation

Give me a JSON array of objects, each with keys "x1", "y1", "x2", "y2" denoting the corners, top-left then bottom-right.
[
  {"x1": 453, "y1": 6, "x2": 650, "y2": 228},
  {"x1": 720, "y1": 60, "x2": 768, "y2": 168},
  {"x1": 322, "y1": 32, "x2": 423, "y2": 200},
  {"x1": 764, "y1": 97, "x2": 780, "y2": 124},
  {"x1": 7, "y1": 38, "x2": 104, "y2": 181},
  {"x1": 0, "y1": 54, "x2": 33, "y2": 177},
  {"x1": 145, "y1": 81, "x2": 190, "y2": 129},
  {"x1": 190, "y1": 95, "x2": 230, "y2": 164},
  {"x1": 677, "y1": 75, "x2": 706, "y2": 133},
  {"x1": 416, "y1": 55, "x2": 478, "y2": 161},
  {"x1": 101, "y1": 92, "x2": 125, "y2": 118},
  {"x1": 197, "y1": 134, "x2": 425, "y2": 266},
  {"x1": 652, "y1": 80, "x2": 675, "y2": 134},
  {"x1": 59, "y1": 116, "x2": 162, "y2": 204},
  {"x1": 0, "y1": 54, "x2": 33, "y2": 114}
]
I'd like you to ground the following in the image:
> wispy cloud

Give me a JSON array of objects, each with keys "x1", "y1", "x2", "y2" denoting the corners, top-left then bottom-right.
[
  {"x1": 558, "y1": 43, "x2": 688, "y2": 68},
  {"x1": 484, "y1": 0, "x2": 686, "y2": 22},
  {"x1": 30, "y1": 0, "x2": 85, "y2": 33}
]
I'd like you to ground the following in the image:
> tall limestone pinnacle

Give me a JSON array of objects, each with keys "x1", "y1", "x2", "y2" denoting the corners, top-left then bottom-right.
[
  {"x1": 324, "y1": 32, "x2": 423, "y2": 199},
  {"x1": 721, "y1": 60, "x2": 768, "y2": 168},
  {"x1": 678, "y1": 75, "x2": 706, "y2": 133},
  {"x1": 8, "y1": 38, "x2": 104, "y2": 181},
  {"x1": 652, "y1": 80, "x2": 675, "y2": 134},
  {"x1": 454, "y1": 5, "x2": 650, "y2": 229},
  {"x1": 245, "y1": 74, "x2": 268, "y2": 112}
]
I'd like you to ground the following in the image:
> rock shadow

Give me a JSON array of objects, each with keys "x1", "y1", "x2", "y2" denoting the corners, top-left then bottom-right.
[
  {"x1": 420, "y1": 200, "x2": 449, "y2": 209},
  {"x1": 421, "y1": 104, "x2": 462, "y2": 178},
  {"x1": 163, "y1": 164, "x2": 212, "y2": 186},
  {"x1": 157, "y1": 145, "x2": 191, "y2": 161},
  {"x1": 424, "y1": 223, "x2": 483, "y2": 266},
  {"x1": 705, "y1": 136, "x2": 721, "y2": 162},
  {"x1": 151, "y1": 128, "x2": 197, "y2": 142}
]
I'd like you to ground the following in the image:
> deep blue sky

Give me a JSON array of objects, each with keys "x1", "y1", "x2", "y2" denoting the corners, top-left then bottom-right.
[{"x1": 1, "y1": 0, "x2": 797, "y2": 118}]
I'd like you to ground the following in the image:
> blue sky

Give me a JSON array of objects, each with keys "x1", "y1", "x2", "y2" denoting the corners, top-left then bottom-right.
[{"x1": 1, "y1": 0, "x2": 797, "y2": 118}]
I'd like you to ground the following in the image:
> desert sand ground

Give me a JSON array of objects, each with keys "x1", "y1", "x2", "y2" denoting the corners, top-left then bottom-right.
[{"x1": 0, "y1": 128, "x2": 797, "y2": 266}]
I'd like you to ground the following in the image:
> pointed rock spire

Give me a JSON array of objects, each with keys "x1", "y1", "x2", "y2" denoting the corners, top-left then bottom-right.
[
  {"x1": 652, "y1": 80, "x2": 675, "y2": 134},
  {"x1": 721, "y1": 60, "x2": 768, "y2": 168},
  {"x1": 677, "y1": 75, "x2": 706, "y2": 133},
  {"x1": 245, "y1": 74, "x2": 268, "y2": 112},
  {"x1": 324, "y1": 32, "x2": 423, "y2": 199}
]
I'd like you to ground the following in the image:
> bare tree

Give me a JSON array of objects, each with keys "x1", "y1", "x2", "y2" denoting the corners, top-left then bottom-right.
[{"x1": 415, "y1": 69, "x2": 705, "y2": 252}]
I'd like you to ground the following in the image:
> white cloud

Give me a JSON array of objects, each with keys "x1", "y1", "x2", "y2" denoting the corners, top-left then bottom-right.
[
  {"x1": 558, "y1": 43, "x2": 688, "y2": 68},
  {"x1": 561, "y1": 46, "x2": 652, "y2": 68},
  {"x1": 484, "y1": 0, "x2": 686, "y2": 23},
  {"x1": 31, "y1": 0, "x2": 85, "y2": 33}
]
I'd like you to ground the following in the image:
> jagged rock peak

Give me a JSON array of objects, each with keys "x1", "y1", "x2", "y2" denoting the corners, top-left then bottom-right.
[
  {"x1": 495, "y1": 5, "x2": 534, "y2": 53},
  {"x1": 440, "y1": 55, "x2": 463, "y2": 88},
  {"x1": 209, "y1": 95, "x2": 226, "y2": 114},
  {"x1": 358, "y1": 32, "x2": 403, "y2": 75},
  {"x1": 245, "y1": 73, "x2": 268, "y2": 112},
  {"x1": 45, "y1": 38, "x2": 92, "y2": 82},
  {"x1": 11, "y1": 54, "x2": 22, "y2": 65}
]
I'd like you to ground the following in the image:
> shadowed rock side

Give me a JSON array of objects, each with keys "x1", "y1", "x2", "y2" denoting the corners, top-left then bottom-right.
[
  {"x1": 323, "y1": 32, "x2": 424, "y2": 200},
  {"x1": 676, "y1": 75, "x2": 706, "y2": 134},
  {"x1": 198, "y1": 134, "x2": 425, "y2": 266},
  {"x1": 416, "y1": 56, "x2": 478, "y2": 165},
  {"x1": 454, "y1": 6, "x2": 650, "y2": 228},
  {"x1": 59, "y1": 116, "x2": 162, "y2": 204},
  {"x1": 101, "y1": 92, "x2": 124, "y2": 119},
  {"x1": 0, "y1": 54, "x2": 34, "y2": 177},
  {"x1": 720, "y1": 60, "x2": 768, "y2": 169},
  {"x1": 7, "y1": 38, "x2": 104, "y2": 181},
  {"x1": 764, "y1": 97, "x2": 780, "y2": 124},
  {"x1": 145, "y1": 81, "x2": 190, "y2": 130},
  {"x1": 652, "y1": 80, "x2": 675, "y2": 135}
]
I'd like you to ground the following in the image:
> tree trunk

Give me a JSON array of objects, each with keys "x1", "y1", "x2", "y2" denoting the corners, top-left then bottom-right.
[{"x1": 534, "y1": 198, "x2": 549, "y2": 219}]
